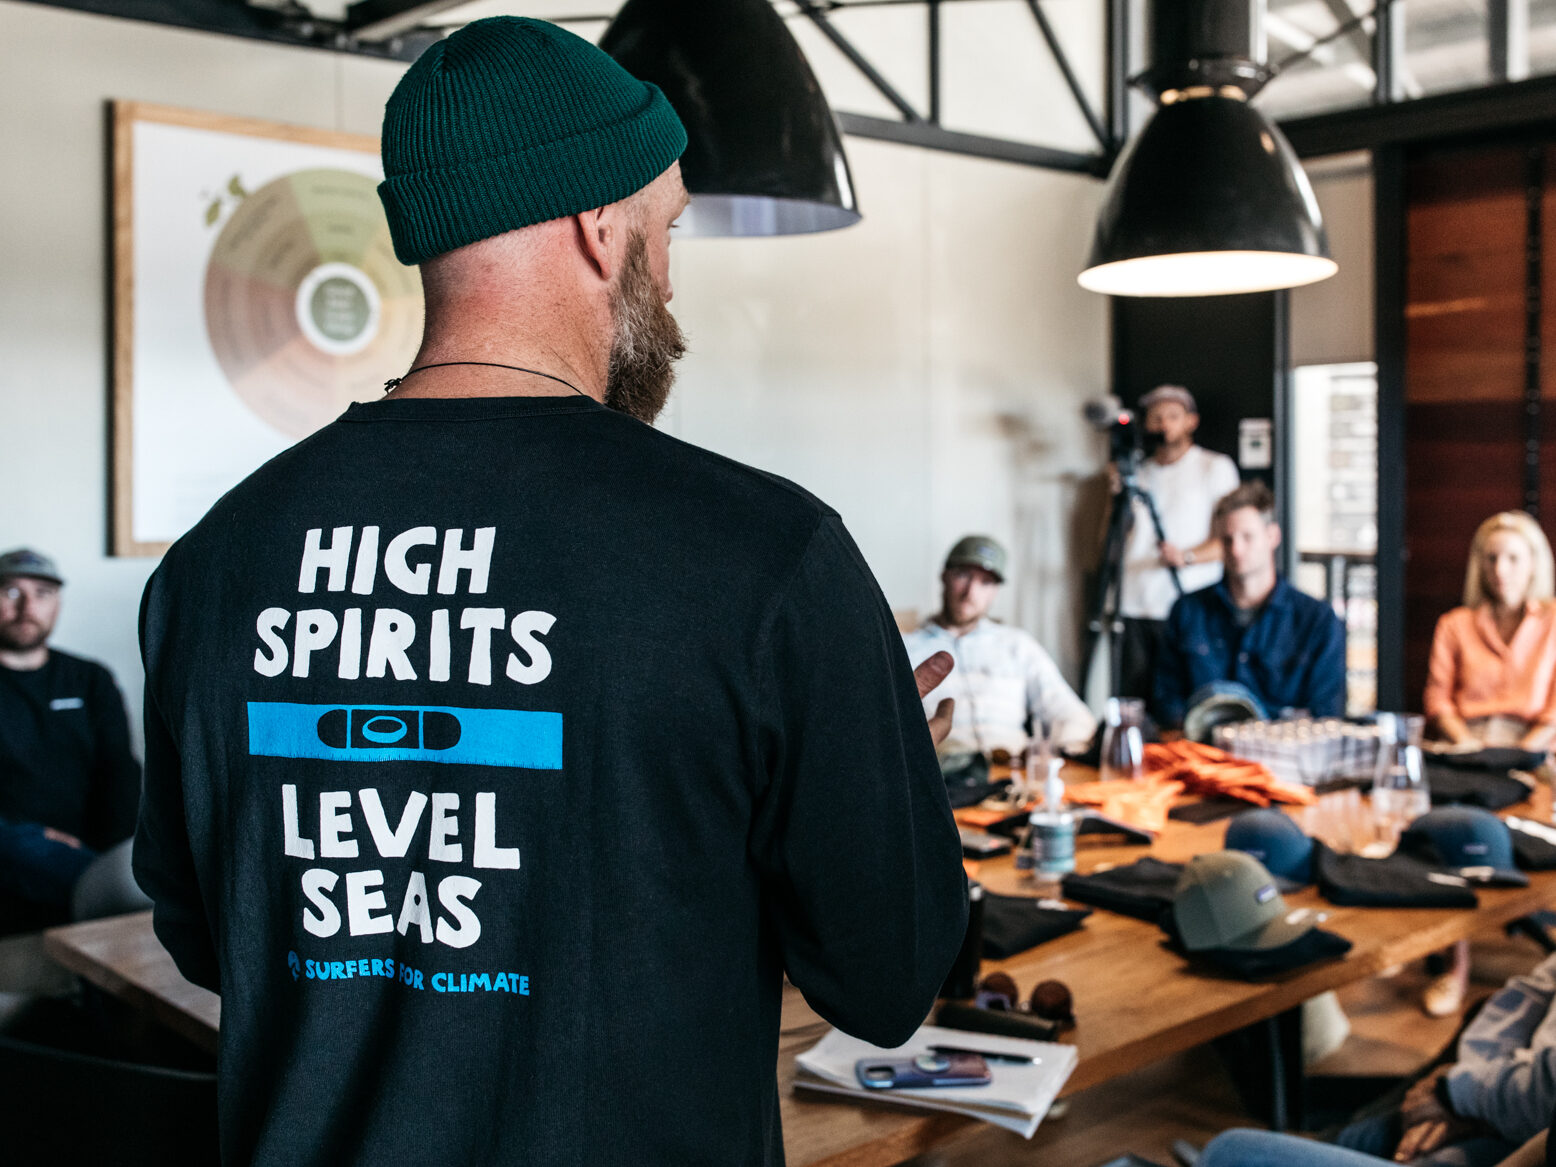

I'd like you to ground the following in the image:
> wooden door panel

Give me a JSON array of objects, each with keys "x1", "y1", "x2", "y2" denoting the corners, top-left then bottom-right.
[{"x1": 1403, "y1": 147, "x2": 1529, "y2": 709}]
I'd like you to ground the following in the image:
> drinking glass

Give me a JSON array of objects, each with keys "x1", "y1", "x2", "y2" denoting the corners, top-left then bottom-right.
[
  {"x1": 1100, "y1": 697, "x2": 1145, "y2": 782},
  {"x1": 1372, "y1": 714, "x2": 1430, "y2": 851},
  {"x1": 1011, "y1": 719, "x2": 1057, "y2": 807}
]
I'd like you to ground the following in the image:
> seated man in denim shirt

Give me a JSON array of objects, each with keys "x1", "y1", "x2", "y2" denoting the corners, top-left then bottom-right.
[{"x1": 1153, "y1": 481, "x2": 1346, "y2": 728}]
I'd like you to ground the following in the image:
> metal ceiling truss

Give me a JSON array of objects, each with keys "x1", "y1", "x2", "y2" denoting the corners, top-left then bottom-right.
[
  {"x1": 286, "y1": 0, "x2": 1132, "y2": 176},
  {"x1": 25, "y1": 0, "x2": 1551, "y2": 173},
  {"x1": 790, "y1": 0, "x2": 1121, "y2": 176},
  {"x1": 1266, "y1": 0, "x2": 1535, "y2": 109}
]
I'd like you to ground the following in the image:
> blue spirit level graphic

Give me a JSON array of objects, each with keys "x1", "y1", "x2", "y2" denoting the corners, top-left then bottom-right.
[{"x1": 247, "y1": 702, "x2": 561, "y2": 768}]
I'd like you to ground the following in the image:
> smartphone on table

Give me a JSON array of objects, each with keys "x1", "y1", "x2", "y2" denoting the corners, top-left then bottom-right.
[{"x1": 855, "y1": 1052, "x2": 992, "y2": 1089}]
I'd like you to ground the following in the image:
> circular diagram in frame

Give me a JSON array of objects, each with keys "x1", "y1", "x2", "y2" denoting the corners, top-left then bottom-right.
[{"x1": 204, "y1": 168, "x2": 421, "y2": 438}]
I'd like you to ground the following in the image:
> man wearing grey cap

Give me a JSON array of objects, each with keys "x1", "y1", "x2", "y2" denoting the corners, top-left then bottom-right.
[
  {"x1": 1114, "y1": 384, "x2": 1241, "y2": 700},
  {"x1": 134, "y1": 17, "x2": 965, "y2": 1166},
  {"x1": 0, "y1": 549, "x2": 141, "y2": 932},
  {"x1": 903, "y1": 535, "x2": 1096, "y2": 757}
]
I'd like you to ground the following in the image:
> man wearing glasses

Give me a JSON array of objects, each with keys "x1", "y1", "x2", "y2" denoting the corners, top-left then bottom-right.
[{"x1": 0, "y1": 548, "x2": 141, "y2": 931}]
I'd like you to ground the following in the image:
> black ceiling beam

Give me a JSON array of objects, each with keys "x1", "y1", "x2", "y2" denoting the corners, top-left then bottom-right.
[
  {"x1": 18, "y1": 0, "x2": 290, "y2": 39},
  {"x1": 1105, "y1": 0, "x2": 1130, "y2": 147},
  {"x1": 13, "y1": 0, "x2": 421, "y2": 57},
  {"x1": 837, "y1": 112, "x2": 1107, "y2": 174},
  {"x1": 1372, "y1": 0, "x2": 1401, "y2": 104},
  {"x1": 1489, "y1": 0, "x2": 1531, "y2": 85},
  {"x1": 1280, "y1": 69, "x2": 1556, "y2": 157},
  {"x1": 345, "y1": 0, "x2": 467, "y2": 40},
  {"x1": 927, "y1": 0, "x2": 942, "y2": 124}
]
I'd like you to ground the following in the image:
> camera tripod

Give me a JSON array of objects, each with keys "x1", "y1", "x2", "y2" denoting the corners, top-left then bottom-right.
[{"x1": 1080, "y1": 454, "x2": 1182, "y2": 700}]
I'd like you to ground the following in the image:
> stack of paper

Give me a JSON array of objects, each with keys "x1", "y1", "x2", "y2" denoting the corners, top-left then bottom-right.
[{"x1": 793, "y1": 1024, "x2": 1077, "y2": 1138}]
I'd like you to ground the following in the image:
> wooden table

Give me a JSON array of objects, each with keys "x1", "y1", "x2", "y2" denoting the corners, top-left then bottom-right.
[
  {"x1": 44, "y1": 785, "x2": 1556, "y2": 1167},
  {"x1": 43, "y1": 909, "x2": 220, "y2": 1056}
]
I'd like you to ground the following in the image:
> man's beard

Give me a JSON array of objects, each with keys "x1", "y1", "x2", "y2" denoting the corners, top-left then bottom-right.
[
  {"x1": 0, "y1": 620, "x2": 49, "y2": 653},
  {"x1": 604, "y1": 231, "x2": 686, "y2": 425}
]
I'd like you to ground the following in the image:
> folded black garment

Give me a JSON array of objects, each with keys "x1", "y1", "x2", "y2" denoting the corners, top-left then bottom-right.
[
  {"x1": 1060, "y1": 857, "x2": 1183, "y2": 921},
  {"x1": 980, "y1": 893, "x2": 1092, "y2": 959},
  {"x1": 1433, "y1": 747, "x2": 1547, "y2": 773},
  {"x1": 1168, "y1": 797, "x2": 1249, "y2": 825},
  {"x1": 1312, "y1": 841, "x2": 1478, "y2": 908},
  {"x1": 1190, "y1": 929, "x2": 1353, "y2": 979},
  {"x1": 946, "y1": 779, "x2": 1010, "y2": 809},
  {"x1": 1159, "y1": 911, "x2": 1353, "y2": 979},
  {"x1": 1509, "y1": 818, "x2": 1556, "y2": 870},
  {"x1": 1425, "y1": 760, "x2": 1534, "y2": 811},
  {"x1": 1076, "y1": 812, "x2": 1154, "y2": 844},
  {"x1": 941, "y1": 751, "x2": 1010, "y2": 808}
]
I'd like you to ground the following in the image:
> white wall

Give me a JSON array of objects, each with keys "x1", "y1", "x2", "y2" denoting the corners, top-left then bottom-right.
[
  {"x1": 1293, "y1": 152, "x2": 1375, "y2": 367},
  {"x1": 0, "y1": 1, "x2": 1109, "y2": 749}
]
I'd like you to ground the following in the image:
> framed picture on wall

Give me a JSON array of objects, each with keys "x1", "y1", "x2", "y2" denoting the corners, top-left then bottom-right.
[{"x1": 111, "y1": 101, "x2": 423, "y2": 556}]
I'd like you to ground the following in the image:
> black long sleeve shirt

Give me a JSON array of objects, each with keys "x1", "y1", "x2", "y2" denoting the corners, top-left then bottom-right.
[
  {"x1": 0, "y1": 649, "x2": 141, "y2": 850},
  {"x1": 135, "y1": 395, "x2": 968, "y2": 1167}
]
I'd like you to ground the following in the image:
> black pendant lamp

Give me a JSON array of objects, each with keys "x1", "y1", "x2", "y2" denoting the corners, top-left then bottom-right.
[
  {"x1": 601, "y1": 0, "x2": 860, "y2": 237},
  {"x1": 1078, "y1": 0, "x2": 1336, "y2": 297}
]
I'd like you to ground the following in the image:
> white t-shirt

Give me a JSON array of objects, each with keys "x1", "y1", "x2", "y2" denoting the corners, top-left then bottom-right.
[
  {"x1": 1119, "y1": 445, "x2": 1241, "y2": 621},
  {"x1": 901, "y1": 618, "x2": 1098, "y2": 756}
]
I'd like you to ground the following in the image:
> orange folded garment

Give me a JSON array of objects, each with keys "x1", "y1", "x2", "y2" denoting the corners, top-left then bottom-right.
[
  {"x1": 1063, "y1": 775, "x2": 1184, "y2": 834},
  {"x1": 1142, "y1": 741, "x2": 1317, "y2": 808}
]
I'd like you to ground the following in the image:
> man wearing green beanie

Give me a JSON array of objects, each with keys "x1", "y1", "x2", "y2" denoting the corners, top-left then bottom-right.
[
  {"x1": 135, "y1": 16, "x2": 967, "y2": 1167},
  {"x1": 375, "y1": 13, "x2": 691, "y2": 422}
]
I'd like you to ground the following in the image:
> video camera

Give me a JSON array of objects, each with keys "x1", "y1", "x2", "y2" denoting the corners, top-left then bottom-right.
[{"x1": 1084, "y1": 397, "x2": 1162, "y2": 479}]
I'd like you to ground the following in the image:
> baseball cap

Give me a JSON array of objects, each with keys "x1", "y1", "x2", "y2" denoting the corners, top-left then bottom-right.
[
  {"x1": 1184, "y1": 681, "x2": 1268, "y2": 744},
  {"x1": 1225, "y1": 809, "x2": 1313, "y2": 890},
  {"x1": 1139, "y1": 384, "x2": 1197, "y2": 413},
  {"x1": 1399, "y1": 806, "x2": 1528, "y2": 887},
  {"x1": 1172, "y1": 851, "x2": 1318, "y2": 952},
  {"x1": 0, "y1": 548, "x2": 63, "y2": 586},
  {"x1": 944, "y1": 535, "x2": 1006, "y2": 582}
]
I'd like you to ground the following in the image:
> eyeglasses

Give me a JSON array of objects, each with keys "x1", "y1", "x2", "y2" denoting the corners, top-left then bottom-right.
[{"x1": 1, "y1": 583, "x2": 60, "y2": 604}]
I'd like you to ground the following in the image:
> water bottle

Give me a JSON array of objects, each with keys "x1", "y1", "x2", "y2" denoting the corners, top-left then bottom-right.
[
  {"x1": 1100, "y1": 697, "x2": 1145, "y2": 782},
  {"x1": 1028, "y1": 758, "x2": 1076, "y2": 879}
]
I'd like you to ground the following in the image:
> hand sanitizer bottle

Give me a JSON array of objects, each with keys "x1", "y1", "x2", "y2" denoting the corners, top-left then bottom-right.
[{"x1": 1028, "y1": 758, "x2": 1075, "y2": 879}]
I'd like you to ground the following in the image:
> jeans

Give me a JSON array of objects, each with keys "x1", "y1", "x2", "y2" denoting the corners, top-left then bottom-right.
[
  {"x1": 1201, "y1": 1122, "x2": 1516, "y2": 1167},
  {"x1": 0, "y1": 818, "x2": 96, "y2": 910}
]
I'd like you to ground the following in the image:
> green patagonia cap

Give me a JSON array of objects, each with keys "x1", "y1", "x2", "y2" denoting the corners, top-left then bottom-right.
[
  {"x1": 944, "y1": 535, "x2": 1007, "y2": 582},
  {"x1": 379, "y1": 16, "x2": 688, "y2": 265},
  {"x1": 1173, "y1": 851, "x2": 1317, "y2": 952}
]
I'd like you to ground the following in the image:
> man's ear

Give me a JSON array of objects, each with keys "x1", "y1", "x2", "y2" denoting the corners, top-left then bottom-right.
[
  {"x1": 1185, "y1": 412, "x2": 1200, "y2": 436},
  {"x1": 573, "y1": 206, "x2": 616, "y2": 283},
  {"x1": 1268, "y1": 521, "x2": 1284, "y2": 552}
]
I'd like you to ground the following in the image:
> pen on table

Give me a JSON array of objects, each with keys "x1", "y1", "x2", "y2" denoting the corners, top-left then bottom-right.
[{"x1": 928, "y1": 1043, "x2": 1037, "y2": 1065}]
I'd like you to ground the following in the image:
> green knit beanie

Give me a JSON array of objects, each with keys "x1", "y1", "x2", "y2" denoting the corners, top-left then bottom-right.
[{"x1": 379, "y1": 17, "x2": 688, "y2": 265}]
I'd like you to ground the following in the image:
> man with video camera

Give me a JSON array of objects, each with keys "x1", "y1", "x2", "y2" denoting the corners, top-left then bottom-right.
[{"x1": 1111, "y1": 385, "x2": 1240, "y2": 700}]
